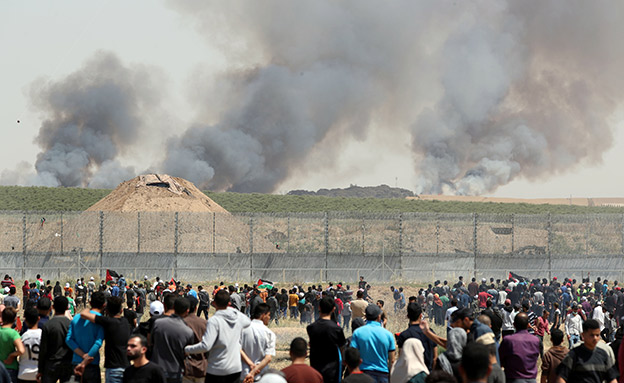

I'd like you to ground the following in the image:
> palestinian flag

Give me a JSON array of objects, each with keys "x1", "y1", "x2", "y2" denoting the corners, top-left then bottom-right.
[
  {"x1": 509, "y1": 271, "x2": 528, "y2": 282},
  {"x1": 106, "y1": 269, "x2": 119, "y2": 285},
  {"x1": 257, "y1": 279, "x2": 274, "y2": 290},
  {"x1": 169, "y1": 278, "x2": 177, "y2": 288}
]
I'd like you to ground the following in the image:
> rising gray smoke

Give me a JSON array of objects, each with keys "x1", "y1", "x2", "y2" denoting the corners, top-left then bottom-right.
[
  {"x1": 28, "y1": 51, "x2": 158, "y2": 187},
  {"x1": 164, "y1": 1, "x2": 624, "y2": 194}
]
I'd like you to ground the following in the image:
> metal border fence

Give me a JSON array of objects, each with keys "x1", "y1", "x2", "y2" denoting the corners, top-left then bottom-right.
[{"x1": 1, "y1": 211, "x2": 624, "y2": 283}]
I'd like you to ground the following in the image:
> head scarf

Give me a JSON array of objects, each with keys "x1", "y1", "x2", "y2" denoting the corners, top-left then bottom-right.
[{"x1": 391, "y1": 338, "x2": 429, "y2": 383}]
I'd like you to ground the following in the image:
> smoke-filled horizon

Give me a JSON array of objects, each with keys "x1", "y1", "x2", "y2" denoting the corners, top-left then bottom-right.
[{"x1": 3, "y1": 1, "x2": 624, "y2": 195}]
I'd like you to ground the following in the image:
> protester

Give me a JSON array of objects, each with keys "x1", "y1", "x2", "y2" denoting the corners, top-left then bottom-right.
[
  {"x1": 241, "y1": 303, "x2": 276, "y2": 382},
  {"x1": 196, "y1": 286, "x2": 210, "y2": 319},
  {"x1": 343, "y1": 347, "x2": 375, "y2": 383},
  {"x1": 390, "y1": 338, "x2": 429, "y2": 383},
  {"x1": 66, "y1": 291, "x2": 106, "y2": 383},
  {"x1": 37, "y1": 296, "x2": 73, "y2": 383},
  {"x1": 397, "y1": 303, "x2": 437, "y2": 373},
  {"x1": 185, "y1": 289, "x2": 251, "y2": 383},
  {"x1": 123, "y1": 335, "x2": 167, "y2": 383},
  {"x1": 350, "y1": 304, "x2": 396, "y2": 383},
  {"x1": 182, "y1": 296, "x2": 208, "y2": 383},
  {"x1": 17, "y1": 307, "x2": 40, "y2": 383},
  {"x1": 79, "y1": 296, "x2": 131, "y2": 383},
  {"x1": 280, "y1": 337, "x2": 323, "y2": 383},
  {"x1": 556, "y1": 319, "x2": 618, "y2": 383},
  {"x1": 151, "y1": 296, "x2": 194, "y2": 383},
  {"x1": 499, "y1": 312, "x2": 540, "y2": 383},
  {"x1": 541, "y1": 329, "x2": 566, "y2": 383},
  {"x1": 460, "y1": 343, "x2": 492, "y2": 383},
  {"x1": 306, "y1": 296, "x2": 346, "y2": 383},
  {"x1": 565, "y1": 303, "x2": 583, "y2": 349}
]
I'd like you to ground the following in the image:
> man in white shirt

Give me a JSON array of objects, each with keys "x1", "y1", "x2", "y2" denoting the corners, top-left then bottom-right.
[
  {"x1": 240, "y1": 303, "x2": 276, "y2": 382},
  {"x1": 18, "y1": 307, "x2": 42, "y2": 382},
  {"x1": 565, "y1": 303, "x2": 584, "y2": 349},
  {"x1": 593, "y1": 302, "x2": 605, "y2": 332}
]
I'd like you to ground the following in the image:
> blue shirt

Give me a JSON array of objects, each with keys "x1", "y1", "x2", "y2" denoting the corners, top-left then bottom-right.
[
  {"x1": 188, "y1": 289, "x2": 198, "y2": 299},
  {"x1": 65, "y1": 311, "x2": 105, "y2": 365},
  {"x1": 350, "y1": 321, "x2": 396, "y2": 373},
  {"x1": 111, "y1": 286, "x2": 120, "y2": 297}
]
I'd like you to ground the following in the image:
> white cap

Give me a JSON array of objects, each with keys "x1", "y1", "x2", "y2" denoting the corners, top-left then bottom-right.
[
  {"x1": 235, "y1": 283, "x2": 239, "y2": 287},
  {"x1": 150, "y1": 301, "x2": 164, "y2": 316},
  {"x1": 3, "y1": 287, "x2": 9, "y2": 293},
  {"x1": 65, "y1": 283, "x2": 70, "y2": 288},
  {"x1": 144, "y1": 275, "x2": 148, "y2": 280},
  {"x1": 90, "y1": 277, "x2": 94, "y2": 281}
]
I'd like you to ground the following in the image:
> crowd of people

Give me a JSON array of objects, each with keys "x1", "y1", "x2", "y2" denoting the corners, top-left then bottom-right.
[{"x1": 0, "y1": 272, "x2": 622, "y2": 383}]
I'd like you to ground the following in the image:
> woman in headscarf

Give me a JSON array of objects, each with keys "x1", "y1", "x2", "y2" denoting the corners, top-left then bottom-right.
[{"x1": 391, "y1": 338, "x2": 429, "y2": 383}]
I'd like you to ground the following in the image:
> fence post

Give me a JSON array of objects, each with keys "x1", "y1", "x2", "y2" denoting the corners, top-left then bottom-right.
[
  {"x1": 174, "y1": 212, "x2": 179, "y2": 280},
  {"x1": 361, "y1": 217, "x2": 365, "y2": 255},
  {"x1": 511, "y1": 214, "x2": 515, "y2": 254},
  {"x1": 22, "y1": 212, "x2": 26, "y2": 280},
  {"x1": 436, "y1": 215, "x2": 440, "y2": 257},
  {"x1": 324, "y1": 212, "x2": 329, "y2": 282},
  {"x1": 249, "y1": 215, "x2": 254, "y2": 280},
  {"x1": 137, "y1": 212, "x2": 141, "y2": 254},
  {"x1": 547, "y1": 213, "x2": 552, "y2": 280},
  {"x1": 212, "y1": 212, "x2": 216, "y2": 255},
  {"x1": 621, "y1": 214, "x2": 624, "y2": 255},
  {"x1": 99, "y1": 211, "x2": 104, "y2": 279},
  {"x1": 287, "y1": 216, "x2": 291, "y2": 254},
  {"x1": 398, "y1": 213, "x2": 403, "y2": 280},
  {"x1": 473, "y1": 213, "x2": 478, "y2": 279},
  {"x1": 60, "y1": 212, "x2": 64, "y2": 255}
]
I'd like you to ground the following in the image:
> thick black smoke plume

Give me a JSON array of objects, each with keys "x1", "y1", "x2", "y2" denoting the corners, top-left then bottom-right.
[
  {"x1": 163, "y1": 1, "x2": 624, "y2": 194},
  {"x1": 29, "y1": 52, "x2": 158, "y2": 187},
  {"x1": 6, "y1": 2, "x2": 624, "y2": 195}
]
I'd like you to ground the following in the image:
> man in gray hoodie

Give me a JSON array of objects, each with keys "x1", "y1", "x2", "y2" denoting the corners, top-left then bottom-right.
[{"x1": 185, "y1": 289, "x2": 251, "y2": 383}]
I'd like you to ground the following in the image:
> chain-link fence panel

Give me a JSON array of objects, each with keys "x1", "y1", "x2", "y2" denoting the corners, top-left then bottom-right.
[
  {"x1": 0, "y1": 212, "x2": 22, "y2": 252},
  {"x1": 551, "y1": 214, "x2": 588, "y2": 255},
  {"x1": 62, "y1": 211, "x2": 101, "y2": 253},
  {"x1": 438, "y1": 213, "x2": 474, "y2": 255},
  {"x1": 139, "y1": 212, "x2": 175, "y2": 253},
  {"x1": 328, "y1": 212, "x2": 364, "y2": 254},
  {"x1": 477, "y1": 214, "x2": 514, "y2": 255},
  {"x1": 401, "y1": 213, "x2": 438, "y2": 255},
  {"x1": 178, "y1": 212, "x2": 215, "y2": 253},
  {"x1": 513, "y1": 214, "x2": 549, "y2": 256},
  {"x1": 284, "y1": 213, "x2": 325, "y2": 254},
  {"x1": 250, "y1": 213, "x2": 290, "y2": 253},
  {"x1": 215, "y1": 213, "x2": 250, "y2": 254},
  {"x1": 586, "y1": 214, "x2": 622, "y2": 255},
  {"x1": 25, "y1": 212, "x2": 64, "y2": 254},
  {"x1": 103, "y1": 212, "x2": 139, "y2": 253}
]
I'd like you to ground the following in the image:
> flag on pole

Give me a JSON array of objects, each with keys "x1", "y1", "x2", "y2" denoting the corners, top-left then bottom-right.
[
  {"x1": 106, "y1": 269, "x2": 119, "y2": 285},
  {"x1": 509, "y1": 271, "x2": 528, "y2": 281},
  {"x1": 257, "y1": 279, "x2": 274, "y2": 290}
]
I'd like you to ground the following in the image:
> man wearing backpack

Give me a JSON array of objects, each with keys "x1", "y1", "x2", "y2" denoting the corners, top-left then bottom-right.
[{"x1": 197, "y1": 286, "x2": 210, "y2": 319}]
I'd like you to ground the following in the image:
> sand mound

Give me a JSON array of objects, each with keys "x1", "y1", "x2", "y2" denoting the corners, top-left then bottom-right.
[{"x1": 86, "y1": 174, "x2": 228, "y2": 213}]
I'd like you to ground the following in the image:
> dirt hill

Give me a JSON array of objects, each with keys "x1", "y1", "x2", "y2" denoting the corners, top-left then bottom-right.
[{"x1": 86, "y1": 174, "x2": 228, "y2": 213}]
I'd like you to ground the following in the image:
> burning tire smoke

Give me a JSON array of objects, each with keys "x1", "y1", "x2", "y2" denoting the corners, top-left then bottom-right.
[{"x1": 5, "y1": 1, "x2": 624, "y2": 195}]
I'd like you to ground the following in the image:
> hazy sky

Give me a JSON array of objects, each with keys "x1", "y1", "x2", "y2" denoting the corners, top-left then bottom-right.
[{"x1": 1, "y1": 1, "x2": 623, "y2": 197}]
